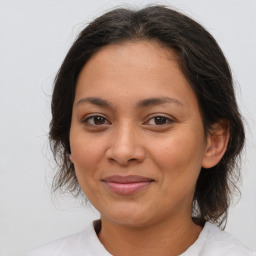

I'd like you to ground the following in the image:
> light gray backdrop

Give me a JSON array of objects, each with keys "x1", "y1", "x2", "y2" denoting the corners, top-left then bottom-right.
[{"x1": 0, "y1": 0, "x2": 255, "y2": 255}]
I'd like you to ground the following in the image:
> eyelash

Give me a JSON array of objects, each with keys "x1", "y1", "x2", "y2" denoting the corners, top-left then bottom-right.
[
  {"x1": 82, "y1": 114, "x2": 110, "y2": 126},
  {"x1": 145, "y1": 114, "x2": 174, "y2": 126},
  {"x1": 82, "y1": 114, "x2": 174, "y2": 128}
]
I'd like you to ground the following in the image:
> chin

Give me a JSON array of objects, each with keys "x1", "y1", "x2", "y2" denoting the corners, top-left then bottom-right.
[{"x1": 101, "y1": 205, "x2": 156, "y2": 228}]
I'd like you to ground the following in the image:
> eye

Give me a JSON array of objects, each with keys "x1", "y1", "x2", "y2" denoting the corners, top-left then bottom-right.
[
  {"x1": 83, "y1": 115, "x2": 110, "y2": 126},
  {"x1": 146, "y1": 115, "x2": 174, "y2": 126}
]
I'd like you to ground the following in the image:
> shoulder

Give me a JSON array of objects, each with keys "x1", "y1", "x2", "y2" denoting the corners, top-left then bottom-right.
[
  {"x1": 22, "y1": 220, "x2": 111, "y2": 256},
  {"x1": 22, "y1": 230, "x2": 86, "y2": 256},
  {"x1": 201, "y1": 222, "x2": 255, "y2": 256}
]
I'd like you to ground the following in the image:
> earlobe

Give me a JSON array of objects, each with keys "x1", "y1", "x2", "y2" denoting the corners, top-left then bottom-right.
[
  {"x1": 69, "y1": 154, "x2": 74, "y2": 163},
  {"x1": 202, "y1": 120, "x2": 230, "y2": 169}
]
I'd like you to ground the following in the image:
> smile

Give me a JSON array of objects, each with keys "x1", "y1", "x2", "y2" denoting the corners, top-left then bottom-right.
[{"x1": 102, "y1": 175, "x2": 154, "y2": 195}]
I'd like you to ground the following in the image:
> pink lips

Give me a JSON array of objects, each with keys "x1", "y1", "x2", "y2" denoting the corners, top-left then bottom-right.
[{"x1": 103, "y1": 175, "x2": 154, "y2": 195}]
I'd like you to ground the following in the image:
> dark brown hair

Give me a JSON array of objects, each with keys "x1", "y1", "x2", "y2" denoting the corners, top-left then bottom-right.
[{"x1": 49, "y1": 5, "x2": 245, "y2": 227}]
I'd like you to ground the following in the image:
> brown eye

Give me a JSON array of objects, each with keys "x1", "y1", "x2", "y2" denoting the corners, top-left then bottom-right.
[
  {"x1": 154, "y1": 116, "x2": 168, "y2": 125},
  {"x1": 92, "y1": 116, "x2": 106, "y2": 125},
  {"x1": 83, "y1": 115, "x2": 109, "y2": 126},
  {"x1": 147, "y1": 115, "x2": 173, "y2": 125}
]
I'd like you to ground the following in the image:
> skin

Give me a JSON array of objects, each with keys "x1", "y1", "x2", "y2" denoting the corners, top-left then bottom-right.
[{"x1": 69, "y1": 41, "x2": 228, "y2": 256}]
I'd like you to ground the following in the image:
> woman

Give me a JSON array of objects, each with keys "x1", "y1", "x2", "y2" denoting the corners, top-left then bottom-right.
[{"x1": 25, "y1": 5, "x2": 255, "y2": 256}]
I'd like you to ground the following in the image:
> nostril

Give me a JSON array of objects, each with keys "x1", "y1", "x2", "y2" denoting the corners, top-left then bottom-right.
[
  {"x1": 128, "y1": 158, "x2": 137, "y2": 162},
  {"x1": 108, "y1": 156, "x2": 139, "y2": 166},
  {"x1": 105, "y1": 139, "x2": 146, "y2": 165}
]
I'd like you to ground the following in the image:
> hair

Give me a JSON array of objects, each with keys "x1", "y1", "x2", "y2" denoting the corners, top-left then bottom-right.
[{"x1": 49, "y1": 5, "x2": 245, "y2": 227}]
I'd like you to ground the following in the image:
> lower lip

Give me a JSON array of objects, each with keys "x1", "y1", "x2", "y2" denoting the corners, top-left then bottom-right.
[{"x1": 104, "y1": 181, "x2": 153, "y2": 195}]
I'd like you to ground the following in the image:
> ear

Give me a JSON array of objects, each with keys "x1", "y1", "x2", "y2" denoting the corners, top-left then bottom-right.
[
  {"x1": 202, "y1": 119, "x2": 230, "y2": 169},
  {"x1": 68, "y1": 154, "x2": 74, "y2": 163}
]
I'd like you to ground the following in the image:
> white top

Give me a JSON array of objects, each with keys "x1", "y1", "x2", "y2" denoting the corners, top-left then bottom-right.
[{"x1": 23, "y1": 221, "x2": 255, "y2": 256}]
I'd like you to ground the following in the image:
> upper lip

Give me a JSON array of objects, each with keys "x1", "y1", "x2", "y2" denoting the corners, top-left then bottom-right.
[{"x1": 102, "y1": 175, "x2": 154, "y2": 183}]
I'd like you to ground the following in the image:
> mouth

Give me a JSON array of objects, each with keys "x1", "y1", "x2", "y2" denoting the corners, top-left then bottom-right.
[{"x1": 102, "y1": 175, "x2": 155, "y2": 195}]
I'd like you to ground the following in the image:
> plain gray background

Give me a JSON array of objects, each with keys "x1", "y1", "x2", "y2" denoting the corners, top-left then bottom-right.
[{"x1": 0, "y1": 0, "x2": 255, "y2": 255}]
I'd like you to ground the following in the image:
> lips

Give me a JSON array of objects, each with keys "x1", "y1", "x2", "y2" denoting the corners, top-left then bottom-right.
[{"x1": 102, "y1": 175, "x2": 154, "y2": 195}]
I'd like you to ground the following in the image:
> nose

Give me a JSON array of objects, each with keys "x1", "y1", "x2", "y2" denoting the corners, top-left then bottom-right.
[{"x1": 106, "y1": 123, "x2": 146, "y2": 166}]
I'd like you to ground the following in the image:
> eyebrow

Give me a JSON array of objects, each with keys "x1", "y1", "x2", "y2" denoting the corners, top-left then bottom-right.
[
  {"x1": 76, "y1": 96, "x2": 183, "y2": 108},
  {"x1": 76, "y1": 97, "x2": 113, "y2": 108},
  {"x1": 137, "y1": 97, "x2": 184, "y2": 108}
]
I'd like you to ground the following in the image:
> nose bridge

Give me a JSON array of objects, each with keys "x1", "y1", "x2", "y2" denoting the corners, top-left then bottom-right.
[
  {"x1": 106, "y1": 120, "x2": 145, "y2": 165},
  {"x1": 116, "y1": 121, "x2": 136, "y2": 149}
]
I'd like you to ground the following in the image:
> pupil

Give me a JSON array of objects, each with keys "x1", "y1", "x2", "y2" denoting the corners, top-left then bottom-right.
[
  {"x1": 94, "y1": 116, "x2": 105, "y2": 125},
  {"x1": 155, "y1": 117, "x2": 166, "y2": 125}
]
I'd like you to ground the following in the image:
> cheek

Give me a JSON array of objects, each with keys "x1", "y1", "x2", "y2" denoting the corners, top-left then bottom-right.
[
  {"x1": 69, "y1": 134, "x2": 107, "y2": 195},
  {"x1": 70, "y1": 137, "x2": 102, "y2": 200},
  {"x1": 149, "y1": 130, "x2": 205, "y2": 181},
  {"x1": 70, "y1": 134, "x2": 105, "y2": 168},
  {"x1": 150, "y1": 134, "x2": 204, "y2": 208}
]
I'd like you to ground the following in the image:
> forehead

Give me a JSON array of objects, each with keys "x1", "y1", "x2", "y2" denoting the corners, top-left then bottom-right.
[
  {"x1": 79, "y1": 40, "x2": 180, "y2": 76},
  {"x1": 75, "y1": 40, "x2": 197, "y2": 110}
]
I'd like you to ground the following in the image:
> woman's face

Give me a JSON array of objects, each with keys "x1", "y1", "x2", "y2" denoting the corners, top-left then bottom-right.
[{"x1": 70, "y1": 41, "x2": 210, "y2": 227}]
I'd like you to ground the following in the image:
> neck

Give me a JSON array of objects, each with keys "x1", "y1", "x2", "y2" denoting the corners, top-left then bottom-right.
[{"x1": 98, "y1": 215, "x2": 202, "y2": 256}]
